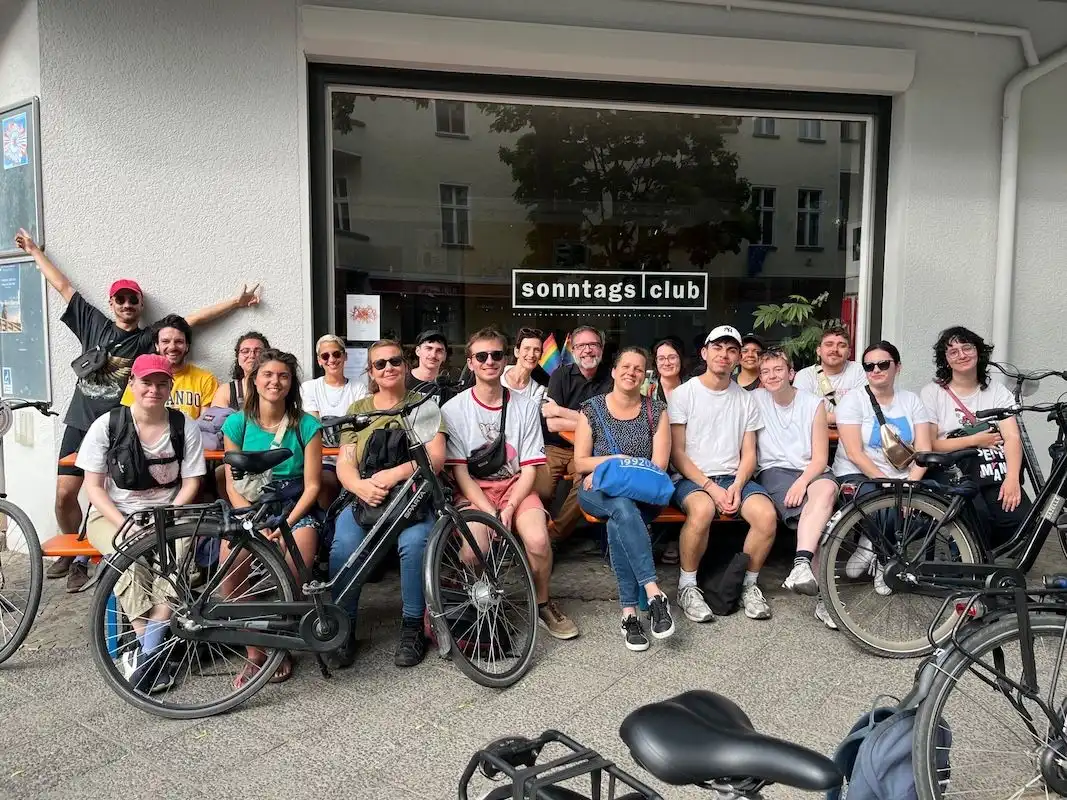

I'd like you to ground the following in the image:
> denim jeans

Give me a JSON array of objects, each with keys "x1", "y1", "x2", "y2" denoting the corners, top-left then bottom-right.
[
  {"x1": 330, "y1": 507, "x2": 433, "y2": 620},
  {"x1": 578, "y1": 485, "x2": 659, "y2": 608}
]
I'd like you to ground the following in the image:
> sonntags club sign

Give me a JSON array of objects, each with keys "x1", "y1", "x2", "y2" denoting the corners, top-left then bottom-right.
[{"x1": 512, "y1": 269, "x2": 708, "y2": 312}]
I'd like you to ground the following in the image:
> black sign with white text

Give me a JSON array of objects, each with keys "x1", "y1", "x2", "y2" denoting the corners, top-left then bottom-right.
[{"x1": 512, "y1": 269, "x2": 708, "y2": 311}]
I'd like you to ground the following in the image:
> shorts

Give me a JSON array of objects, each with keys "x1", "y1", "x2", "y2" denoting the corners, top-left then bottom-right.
[
  {"x1": 58, "y1": 425, "x2": 88, "y2": 478},
  {"x1": 456, "y1": 473, "x2": 547, "y2": 519},
  {"x1": 757, "y1": 467, "x2": 836, "y2": 526},
  {"x1": 672, "y1": 475, "x2": 770, "y2": 510}
]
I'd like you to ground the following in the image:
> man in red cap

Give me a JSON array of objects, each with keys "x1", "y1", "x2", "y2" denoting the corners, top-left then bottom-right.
[{"x1": 15, "y1": 228, "x2": 257, "y2": 590}]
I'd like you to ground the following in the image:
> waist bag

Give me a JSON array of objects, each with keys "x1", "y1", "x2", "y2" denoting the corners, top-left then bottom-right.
[{"x1": 466, "y1": 389, "x2": 509, "y2": 480}]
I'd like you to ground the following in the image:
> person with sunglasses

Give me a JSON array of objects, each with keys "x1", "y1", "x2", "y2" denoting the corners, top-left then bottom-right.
[
  {"x1": 501, "y1": 327, "x2": 549, "y2": 405},
  {"x1": 14, "y1": 228, "x2": 260, "y2": 591},
  {"x1": 442, "y1": 327, "x2": 579, "y2": 641},
  {"x1": 834, "y1": 341, "x2": 934, "y2": 593},
  {"x1": 301, "y1": 334, "x2": 369, "y2": 508},
  {"x1": 331, "y1": 339, "x2": 447, "y2": 669}
]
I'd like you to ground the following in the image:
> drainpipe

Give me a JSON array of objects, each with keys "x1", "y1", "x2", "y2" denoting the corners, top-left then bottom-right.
[{"x1": 992, "y1": 44, "x2": 1067, "y2": 361}]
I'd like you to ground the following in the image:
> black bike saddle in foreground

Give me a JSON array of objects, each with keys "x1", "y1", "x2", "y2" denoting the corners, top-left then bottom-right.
[
  {"x1": 619, "y1": 690, "x2": 842, "y2": 791},
  {"x1": 222, "y1": 449, "x2": 293, "y2": 475},
  {"x1": 914, "y1": 448, "x2": 980, "y2": 469}
]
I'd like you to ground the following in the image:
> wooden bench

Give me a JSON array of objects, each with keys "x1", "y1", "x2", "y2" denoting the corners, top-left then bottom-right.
[{"x1": 58, "y1": 447, "x2": 340, "y2": 468}]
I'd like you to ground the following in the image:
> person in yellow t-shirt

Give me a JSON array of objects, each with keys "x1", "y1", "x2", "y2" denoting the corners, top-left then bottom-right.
[{"x1": 121, "y1": 314, "x2": 219, "y2": 419}]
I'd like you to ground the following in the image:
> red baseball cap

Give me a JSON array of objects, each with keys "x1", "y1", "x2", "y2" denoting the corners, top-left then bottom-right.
[
  {"x1": 130, "y1": 354, "x2": 173, "y2": 379},
  {"x1": 109, "y1": 279, "x2": 143, "y2": 298}
]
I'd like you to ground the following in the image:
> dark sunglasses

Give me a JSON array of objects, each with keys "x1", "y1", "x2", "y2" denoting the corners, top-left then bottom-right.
[
  {"x1": 371, "y1": 356, "x2": 405, "y2": 370},
  {"x1": 863, "y1": 360, "x2": 894, "y2": 373},
  {"x1": 113, "y1": 293, "x2": 140, "y2": 306},
  {"x1": 319, "y1": 350, "x2": 344, "y2": 362},
  {"x1": 473, "y1": 350, "x2": 505, "y2": 364}
]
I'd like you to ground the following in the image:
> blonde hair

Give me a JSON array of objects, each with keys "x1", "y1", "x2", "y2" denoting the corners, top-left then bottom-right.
[
  {"x1": 366, "y1": 338, "x2": 405, "y2": 393},
  {"x1": 316, "y1": 334, "x2": 346, "y2": 355}
]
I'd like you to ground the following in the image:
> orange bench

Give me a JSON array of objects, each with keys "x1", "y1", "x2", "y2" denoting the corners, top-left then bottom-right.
[
  {"x1": 41, "y1": 532, "x2": 103, "y2": 558},
  {"x1": 58, "y1": 447, "x2": 341, "y2": 467}
]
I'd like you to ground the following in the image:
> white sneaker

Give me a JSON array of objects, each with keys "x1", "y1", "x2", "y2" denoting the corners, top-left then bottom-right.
[
  {"x1": 677, "y1": 585, "x2": 714, "y2": 623},
  {"x1": 845, "y1": 535, "x2": 876, "y2": 579},
  {"x1": 783, "y1": 561, "x2": 819, "y2": 596},
  {"x1": 874, "y1": 563, "x2": 892, "y2": 596},
  {"x1": 741, "y1": 584, "x2": 772, "y2": 620},
  {"x1": 815, "y1": 600, "x2": 838, "y2": 630}
]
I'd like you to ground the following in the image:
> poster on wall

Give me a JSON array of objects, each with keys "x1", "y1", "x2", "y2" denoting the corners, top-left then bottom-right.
[
  {"x1": 0, "y1": 257, "x2": 50, "y2": 401},
  {"x1": 344, "y1": 347, "x2": 369, "y2": 387},
  {"x1": 0, "y1": 265, "x2": 22, "y2": 333},
  {"x1": 345, "y1": 294, "x2": 381, "y2": 341},
  {"x1": 0, "y1": 98, "x2": 44, "y2": 258}
]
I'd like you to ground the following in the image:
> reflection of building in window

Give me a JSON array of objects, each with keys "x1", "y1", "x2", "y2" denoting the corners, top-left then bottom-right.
[
  {"x1": 840, "y1": 121, "x2": 862, "y2": 142},
  {"x1": 797, "y1": 189, "x2": 822, "y2": 247},
  {"x1": 333, "y1": 176, "x2": 351, "y2": 232},
  {"x1": 798, "y1": 119, "x2": 824, "y2": 142},
  {"x1": 838, "y1": 172, "x2": 852, "y2": 250},
  {"x1": 440, "y1": 183, "x2": 471, "y2": 246},
  {"x1": 435, "y1": 100, "x2": 467, "y2": 136},
  {"x1": 753, "y1": 117, "x2": 777, "y2": 137},
  {"x1": 752, "y1": 187, "x2": 776, "y2": 245}
]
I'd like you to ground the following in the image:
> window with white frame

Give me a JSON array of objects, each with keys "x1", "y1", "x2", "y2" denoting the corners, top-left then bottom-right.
[
  {"x1": 440, "y1": 184, "x2": 471, "y2": 246},
  {"x1": 798, "y1": 119, "x2": 824, "y2": 141},
  {"x1": 797, "y1": 189, "x2": 822, "y2": 248},
  {"x1": 753, "y1": 117, "x2": 777, "y2": 137},
  {"x1": 333, "y1": 176, "x2": 351, "y2": 232},
  {"x1": 752, "y1": 187, "x2": 775, "y2": 245},
  {"x1": 840, "y1": 121, "x2": 862, "y2": 142},
  {"x1": 435, "y1": 100, "x2": 467, "y2": 136}
]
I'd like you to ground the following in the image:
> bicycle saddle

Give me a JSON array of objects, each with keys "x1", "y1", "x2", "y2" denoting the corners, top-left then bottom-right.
[
  {"x1": 619, "y1": 690, "x2": 841, "y2": 791},
  {"x1": 222, "y1": 449, "x2": 293, "y2": 475},
  {"x1": 913, "y1": 448, "x2": 979, "y2": 469}
]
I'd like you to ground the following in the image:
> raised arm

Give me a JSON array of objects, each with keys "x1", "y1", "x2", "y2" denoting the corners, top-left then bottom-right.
[
  {"x1": 15, "y1": 229, "x2": 75, "y2": 302},
  {"x1": 186, "y1": 284, "x2": 260, "y2": 327}
]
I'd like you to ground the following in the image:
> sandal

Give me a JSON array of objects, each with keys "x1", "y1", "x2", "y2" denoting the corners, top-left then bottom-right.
[
  {"x1": 269, "y1": 653, "x2": 294, "y2": 684},
  {"x1": 233, "y1": 662, "x2": 262, "y2": 690}
]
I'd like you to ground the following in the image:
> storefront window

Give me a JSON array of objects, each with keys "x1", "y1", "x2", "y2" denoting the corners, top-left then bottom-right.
[{"x1": 326, "y1": 90, "x2": 869, "y2": 375}]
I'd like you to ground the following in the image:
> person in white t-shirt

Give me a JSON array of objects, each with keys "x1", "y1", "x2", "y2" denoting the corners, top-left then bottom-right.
[
  {"x1": 501, "y1": 326, "x2": 549, "y2": 405},
  {"x1": 441, "y1": 327, "x2": 578, "y2": 641},
  {"x1": 301, "y1": 334, "x2": 369, "y2": 507},
  {"x1": 919, "y1": 326, "x2": 1029, "y2": 547},
  {"x1": 793, "y1": 326, "x2": 867, "y2": 426},
  {"x1": 669, "y1": 325, "x2": 777, "y2": 623},
  {"x1": 752, "y1": 350, "x2": 839, "y2": 630}
]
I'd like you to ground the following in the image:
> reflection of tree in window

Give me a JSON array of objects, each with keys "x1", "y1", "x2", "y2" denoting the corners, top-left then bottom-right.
[
  {"x1": 440, "y1": 184, "x2": 471, "y2": 246},
  {"x1": 480, "y1": 105, "x2": 759, "y2": 270}
]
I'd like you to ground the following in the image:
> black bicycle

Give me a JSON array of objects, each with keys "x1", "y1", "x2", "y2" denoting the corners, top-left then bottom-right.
[
  {"x1": 87, "y1": 393, "x2": 538, "y2": 718},
  {"x1": 0, "y1": 398, "x2": 57, "y2": 665},
  {"x1": 818, "y1": 385, "x2": 1067, "y2": 658}
]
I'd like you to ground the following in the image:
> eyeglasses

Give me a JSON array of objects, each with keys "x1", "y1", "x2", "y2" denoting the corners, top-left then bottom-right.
[
  {"x1": 238, "y1": 347, "x2": 263, "y2": 357},
  {"x1": 319, "y1": 350, "x2": 344, "y2": 362},
  {"x1": 946, "y1": 344, "x2": 977, "y2": 360},
  {"x1": 371, "y1": 356, "x2": 405, "y2": 370},
  {"x1": 573, "y1": 341, "x2": 602, "y2": 352},
  {"x1": 863, "y1": 360, "x2": 894, "y2": 373},
  {"x1": 656, "y1": 355, "x2": 680, "y2": 364},
  {"x1": 472, "y1": 350, "x2": 505, "y2": 364}
]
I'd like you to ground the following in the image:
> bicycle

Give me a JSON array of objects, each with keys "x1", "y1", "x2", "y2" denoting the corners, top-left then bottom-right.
[
  {"x1": 87, "y1": 392, "x2": 538, "y2": 718},
  {"x1": 0, "y1": 398, "x2": 58, "y2": 665},
  {"x1": 989, "y1": 361, "x2": 1066, "y2": 495},
  {"x1": 817, "y1": 388, "x2": 1067, "y2": 658}
]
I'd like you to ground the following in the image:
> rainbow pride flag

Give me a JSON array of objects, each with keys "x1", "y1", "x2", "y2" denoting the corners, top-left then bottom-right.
[
  {"x1": 561, "y1": 333, "x2": 574, "y2": 366},
  {"x1": 540, "y1": 333, "x2": 561, "y2": 374}
]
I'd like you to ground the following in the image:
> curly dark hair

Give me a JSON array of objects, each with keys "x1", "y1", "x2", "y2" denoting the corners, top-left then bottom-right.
[
  {"x1": 149, "y1": 314, "x2": 193, "y2": 350},
  {"x1": 933, "y1": 326, "x2": 993, "y2": 389},
  {"x1": 230, "y1": 331, "x2": 270, "y2": 381}
]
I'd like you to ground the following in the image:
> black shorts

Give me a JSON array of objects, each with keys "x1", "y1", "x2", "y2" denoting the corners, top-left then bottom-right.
[{"x1": 58, "y1": 425, "x2": 88, "y2": 478}]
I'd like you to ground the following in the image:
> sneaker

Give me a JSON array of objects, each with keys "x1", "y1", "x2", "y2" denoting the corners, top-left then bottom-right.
[
  {"x1": 65, "y1": 561, "x2": 89, "y2": 593},
  {"x1": 815, "y1": 600, "x2": 838, "y2": 630},
  {"x1": 845, "y1": 535, "x2": 876, "y2": 579},
  {"x1": 647, "y1": 595, "x2": 675, "y2": 639},
  {"x1": 324, "y1": 629, "x2": 359, "y2": 671},
  {"x1": 741, "y1": 584, "x2": 772, "y2": 620},
  {"x1": 394, "y1": 616, "x2": 427, "y2": 668},
  {"x1": 46, "y1": 555, "x2": 73, "y2": 579},
  {"x1": 874, "y1": 563, "x2": 892, "y2": 596},
  {"x1": 677, "y1": 585, "x2": 714, "y2": 623},
  {"x1": 537, "y1": 600, "x2": 579, "y2": 640},
  {"x1": 121, "y1": 648, "x2": 176, "y2": 694},
  {"x1": 620, "y1": 614, "x2": 650, "y2": 652},
  {"x1": 783, "y1": 561, "x2": 819, "y2": 596}
]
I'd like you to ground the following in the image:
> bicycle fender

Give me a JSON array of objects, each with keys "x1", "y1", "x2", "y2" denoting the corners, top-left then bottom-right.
[{"x1": 422, "y1": 509, "x2": 461, "y2": 659}]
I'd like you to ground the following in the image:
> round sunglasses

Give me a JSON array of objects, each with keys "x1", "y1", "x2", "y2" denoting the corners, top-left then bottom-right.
[
  {"x1": 318, "y1": 350, "x2": 345, "y2": 362},
  {"x1": 472, "y1": 350, "x2": 505, "y2": 364},
  {"x1": 371, "y1": 355, "x2": 405, "y2": 371}
]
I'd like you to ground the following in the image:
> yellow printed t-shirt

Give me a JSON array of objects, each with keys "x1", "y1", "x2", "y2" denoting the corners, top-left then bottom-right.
[{"x1": 121, "y1": 362, "x2": 220, "y2": 419}]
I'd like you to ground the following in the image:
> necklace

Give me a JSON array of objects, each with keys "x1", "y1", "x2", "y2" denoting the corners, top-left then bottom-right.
[{"x1": 772, "y1": 396, "x2": 796, "y2": 430}]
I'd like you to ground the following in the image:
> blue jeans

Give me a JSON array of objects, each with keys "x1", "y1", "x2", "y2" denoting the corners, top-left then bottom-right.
[
  {"x1": 578, "y1": 486, "x2": 659, "y2": 608},
  {"x1": 330, "y1": 508, "x2": 433, "y2": 620}
]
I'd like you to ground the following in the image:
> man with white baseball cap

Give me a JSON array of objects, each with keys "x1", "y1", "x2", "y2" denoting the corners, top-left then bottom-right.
[{"x1": 667, "y1": 324, "x2": 778, "y2": 622}]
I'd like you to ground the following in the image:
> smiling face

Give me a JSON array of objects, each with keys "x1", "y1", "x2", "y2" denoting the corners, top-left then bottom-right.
[
  {"x1": 254, "y1": 359, "x2": 293, "y2": 404},
  {"x1": 155, "y1": 326, "x2": 189, "y2": 368},
  {"x1": 613, "y1": 350, "x2": 647, "y2": 393},
  {"x1": 759, "y1": 354, "x2": 794, "y2": 393},
  {"x1": 514, "y1": 336, "x2": 543, "y2": 372},
  {"x1": 468, "y1": 336, "x2": 507, "y2": 383},
  {"x1": 370, "y1": 344, "x2": 406, "y2": 392},
  {"x1": 317, "y1": 342, "x2": 346, "y2": 378},
  {"x1": 740, "y1": 342, "x2": 762, "y2": 371},
  {"x1": 818, "y1": 334, "x2": 850, "y2": 370},
  {"x1": 862, "y1": 348, "x2": 899, "y2": 389},
  {"x1": 237, "y1": 337, "x2": 266, "y2": 376},
  {"x1": 130, "y1": 373, "x2": 172, "y2": 409},
  {"x1": 654, "y1": 343, "x2": 681, "y2": 380},
  {"x1": 415, "y1": 340, "x2": 447, "y2": 374},
  {"x1": 109, "y1": 290, "x2": 143, "y2": 326},
  {"x1": 702, "y1": 340, "x2": 740, "y2": 378},
  {"x1": 571, "y1": 330, "x2": 603, "y2": 373},
  {"x1": 944, "y1": 337, "x2": 979, "y2": 376}
]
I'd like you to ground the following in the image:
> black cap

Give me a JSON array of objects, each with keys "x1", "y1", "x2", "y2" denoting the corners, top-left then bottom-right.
[
  {"x1": 741, "y1": 333, "x2": 765, "y2": 349},
  {"x1": 415, "y1": 330, "x2": 448, "y2": 348}
]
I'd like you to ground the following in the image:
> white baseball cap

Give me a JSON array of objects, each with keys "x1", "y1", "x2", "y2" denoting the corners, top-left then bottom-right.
[{"x1": 704, "y1": 325, "x2": 743, "y2": 347}]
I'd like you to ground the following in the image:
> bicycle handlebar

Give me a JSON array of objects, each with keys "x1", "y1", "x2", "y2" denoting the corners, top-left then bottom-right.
[
  {"x1": 1, "y1": 398, "x2": 56, "y2": 416},
  {"x1": 345, "y1": 390, "x2": 438, "y2": 422},
  {"x1": 989, "y1": 362, "x2": 1067, "y2": 384},
  {"x1": 974, "y1": 402, "x2": 1067, "y2": 421}
]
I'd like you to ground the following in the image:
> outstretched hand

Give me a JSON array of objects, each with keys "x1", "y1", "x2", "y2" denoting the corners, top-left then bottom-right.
[
  {"x1": 236, "y1": 283, "x2": 261, "y2": 308},
  {"x1": 14, "y1": 228, "x2": 40, "y2": 256}
]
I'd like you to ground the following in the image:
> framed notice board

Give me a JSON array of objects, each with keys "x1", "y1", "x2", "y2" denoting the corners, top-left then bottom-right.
[
  {"x1": 0, "y1": 257, "x2": 50, "y2": 401},
  {"x1": 0, "y1": 97, "x2": 44, "y2": 259}
]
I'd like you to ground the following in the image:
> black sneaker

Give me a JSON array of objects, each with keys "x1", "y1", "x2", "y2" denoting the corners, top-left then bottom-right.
[
  {"x1": 394, "y1": 616, "x2": 427, "y2": 668},
  {"x1": 647, "y1": 595, "x2": 675, "y2": 640},
  {"x1": 324, "y1": 629, "x2": 359, "y2": 671},
  {"x1": 620, "y1": 614, "x2": 649, "y2": 652}
]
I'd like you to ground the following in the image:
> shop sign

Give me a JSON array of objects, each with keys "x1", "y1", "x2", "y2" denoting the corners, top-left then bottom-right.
[{"x1": 512, "y1": 269, "x2": 708, "y2": 311}]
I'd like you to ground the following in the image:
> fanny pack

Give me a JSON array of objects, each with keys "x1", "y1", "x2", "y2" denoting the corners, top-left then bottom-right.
[
  {"x1": 866, "y1": 386, "x2": 916, "y2": 471},
  {"x1": 71, "y1": 330, "x2": 140, "y2": 379},
  {"x1": 815, "y1": 366, "x2": 838, "y2": 408},
  {"x1": 467, "y1": 389, "x2": 510, "y2": 480}
]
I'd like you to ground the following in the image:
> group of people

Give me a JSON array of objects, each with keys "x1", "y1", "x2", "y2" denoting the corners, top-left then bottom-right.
[{"x1": 16, "y1": 227, "x2": 1028, "y2": 676}]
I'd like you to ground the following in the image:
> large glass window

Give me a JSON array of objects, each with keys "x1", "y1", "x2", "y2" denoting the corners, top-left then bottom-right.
[{"x1": 325, "y1": 88, "x2": 871, "y2": 374}]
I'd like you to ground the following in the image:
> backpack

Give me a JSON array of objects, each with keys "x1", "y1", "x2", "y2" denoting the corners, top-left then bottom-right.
[
  {"x1": 828, "y1": 703, "x2": 952, "y2": 800},
  {"x1": 197, "y1": 406, "x2": 236, "y2": 450},
  {"x1": 700, "y1": 551, "x2": 750, "y2": 616},
  {"x1": 105, "y1": 407, "x2": 187, "y2": 491},
  {"x1": 353, "y1": 422, "x2": 415, "y2": 528}
]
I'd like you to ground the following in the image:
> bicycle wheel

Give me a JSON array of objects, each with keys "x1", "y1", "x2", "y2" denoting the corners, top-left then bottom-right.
[
  {"x1": 817, "y1": 488, "x2": 983, "y2": 658},
  {"x1": 426, "y1": 509, "x2": 537, "y2": 688},
  {"x1": 0, "y1": 500, "x2": 42, "y2": 665},
  {"x1": 914, "y1": 612, "x2": 1067, "y2": 799},
  {"x1": 89, "y1": 520, "x2": 295, "y2": 719}
]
